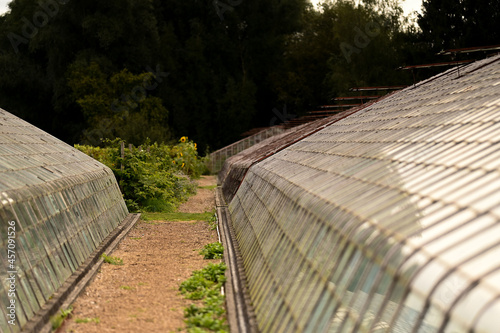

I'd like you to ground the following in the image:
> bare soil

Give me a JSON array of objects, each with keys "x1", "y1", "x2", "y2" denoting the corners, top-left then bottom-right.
[{"x1": 61, "y1": 176, "x2": 218, "y2": 333}]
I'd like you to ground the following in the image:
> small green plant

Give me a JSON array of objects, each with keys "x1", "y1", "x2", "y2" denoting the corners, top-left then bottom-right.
[
  {"x1": 207, "y1": 212, "x2": 217, "y2": 231},
  {"x1": 50, "y1": 306, "x2": 73, "y2": 330},
  {"x1": 179, "y1": 263, "x2": 228, "y2": 332},
  {"x1": 184, "y1": 298, "x2": 228, "y2": 332},
  {"x1": 101, "y1": 253, "x2": 124, "y2": 265},
  {"x1": 75, "y1": 317, "x2": 100, "y2": 324},
  {"x1": 120, "y1": 285, "x2": 134, "y2": 290},
  {"x1": 179, "y1": 263, "x2": 226, "y2": 300},
  {"x1": 199, "y1": 242, "x2": 224, "y2": 259}
]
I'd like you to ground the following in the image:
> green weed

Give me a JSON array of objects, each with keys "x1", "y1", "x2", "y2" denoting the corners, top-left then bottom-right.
[
  {"x1": 199, "y1": 242, "x2": 224, "y2": 259},
  {"x1": 179, "y1": 263, "x2": 228, "y2": 332},
  {"x1": 120, "y1": 285, "x2": 134, "y2": 290},
  {"x1": 101, "y1": 253, "x2": 123, "y2": 265},
  {"x1": 50, "y1": 306, "x2": 72, "y2": 330},
  {"x1": 207, "y1": 212, "x2": 218, "y2": 231},
  {"x1": 75, "y1": 317, "x2": 100, "y2": 324}
]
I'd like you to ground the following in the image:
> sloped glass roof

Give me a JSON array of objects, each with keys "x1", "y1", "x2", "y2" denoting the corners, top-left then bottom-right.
[
  {"x1": 0, "y1": 109, "x2": 128, "y2": 331},
  {"x1": 227, "y1": 55, "x2": 500, "y2": 332}
]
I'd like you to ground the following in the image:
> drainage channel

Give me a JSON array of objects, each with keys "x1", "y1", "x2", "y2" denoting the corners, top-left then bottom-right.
[
  {"x1": 216, "y1": 187, "x2": 259, "y2": 333},
  {"x1": 20, "y1": 213, "x2": 141, "y2": 333}
]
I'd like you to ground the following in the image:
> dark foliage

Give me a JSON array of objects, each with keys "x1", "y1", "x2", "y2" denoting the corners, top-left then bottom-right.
[{"x1": 0, "y1": 0, "x2": 496, "y2": 150}]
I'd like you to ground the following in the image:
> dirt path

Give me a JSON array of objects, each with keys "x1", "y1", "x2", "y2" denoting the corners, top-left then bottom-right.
[{"x1": 61, "y1": 176, "x2": 218, "y2": 333}]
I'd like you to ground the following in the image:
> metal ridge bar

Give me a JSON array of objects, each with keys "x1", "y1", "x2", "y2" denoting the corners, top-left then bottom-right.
[
  {"x1": 332, "y1": 96, "x2": 380, "y2": 101},
  {"x1": 438, "y1": 44, "x2": 500, "y2": 55},
  {"x1": 398, "y1": 60, "x2": 473, "y2": 70},
  {"x1": 349, "y1": 86, "x2": 407, "y2": 91},
  {"x1": 319, "y1": 104, "x2": 363, "y2": 108}
]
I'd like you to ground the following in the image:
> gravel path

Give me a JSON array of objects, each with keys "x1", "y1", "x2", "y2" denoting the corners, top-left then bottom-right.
[{"x1": 60, "y1": 176, "x2": 218, "y2": 333}]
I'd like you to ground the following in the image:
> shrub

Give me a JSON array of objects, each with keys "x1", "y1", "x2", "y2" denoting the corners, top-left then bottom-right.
[
  {"x1": 75, "y1": 138, "x2": 207, "y2": 212},
  {"x1": 179, "y1": 263, "x2": 228, "y2": 332},
  {"x1": 199, "y1": 242, "x2": 224, "y2": 259}
]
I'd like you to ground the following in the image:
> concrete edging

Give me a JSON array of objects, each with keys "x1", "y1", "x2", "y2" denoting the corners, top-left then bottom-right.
[{"x1": 216, "y1": 187, "x2": 258, "y2": 333}]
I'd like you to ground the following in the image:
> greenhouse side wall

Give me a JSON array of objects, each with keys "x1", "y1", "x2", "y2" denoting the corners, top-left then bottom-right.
[
  {"x1": 223, "y1": 55, "x2": 500, "y2": 332},
  {"x1": 209, "y1": 126, "x2": 286, "y2": 174},
  {"x1": 0, "y1": 109, "x2": 128, "y2": 332},
  {"x1": 219, "y1": 106, "x2": 368, "y2": 203}
]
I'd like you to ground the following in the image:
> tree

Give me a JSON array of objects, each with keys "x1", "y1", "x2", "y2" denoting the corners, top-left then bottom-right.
[
  {"x1": 274, "y1": 0, "x2": 412, "y2": 110},
  {"x1": 151, "y1": 0, "x2": 308, "y2": 149},
  {"x1": 418, "y1": 0, "x2": 500, "y2": 51},
  {"x1": 67, "y1": 62, "x2": 170, "y2": 145},
  {"x1": 0, "y1": 0, "x2": 162, "y2": 144},
  {"x1": 0, "y1": 0, "x2": 419, "y2": 151}
]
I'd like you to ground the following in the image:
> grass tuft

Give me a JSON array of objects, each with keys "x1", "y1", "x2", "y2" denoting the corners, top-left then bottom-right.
[
  {"x1": 198, "y1": 185, "x2": 217, "y2": 190},
  {"x1": 142, "y1": 211, "x2": 213, "y2": 222},
  {"x1": 50, "y1": 306, "x2": 72, "y2": 330},
  {"x1": 120, "y1": 285, "x2": 134, "y2": 290},
  {"x1": 101, "y1": 253, "x2": 124, "y2": 265}
]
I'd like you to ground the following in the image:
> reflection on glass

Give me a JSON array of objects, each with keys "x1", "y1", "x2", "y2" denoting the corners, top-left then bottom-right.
[
  {"x1": 225, "y1": 55, "x2": 500, "y2": 333},
  {"x1": 0, "y1": 110, "x2": 128, "y2": 331}
]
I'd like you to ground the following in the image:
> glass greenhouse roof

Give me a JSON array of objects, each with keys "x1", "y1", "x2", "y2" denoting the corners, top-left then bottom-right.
[
  {"x1": 0, "y1": 109, "x2": 128, "y2": 332},
  {"x1": 226, "y1": 55, "x2": 500, "y2": 332}
]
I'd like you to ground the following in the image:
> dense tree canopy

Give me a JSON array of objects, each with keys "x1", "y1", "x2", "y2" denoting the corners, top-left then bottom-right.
[
  {"x1": 418, "y1": 0, "x2": 500, "y2": 52},
  {"x1": 273, "y1": 0, "x2": 412, "y2": 110},
  {"x1": 0, "y1": 0, "x2": 497, "y2": 151}
]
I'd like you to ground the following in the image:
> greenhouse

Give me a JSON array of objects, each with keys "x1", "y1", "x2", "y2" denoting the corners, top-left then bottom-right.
[
  {"x1": 0, "y1": 109, "x2": 129, "y2": 332},
  {"x1": 220, "y1": 55, "x2": 500, "y2": 332},
  {"x1": 1, "y1": 51, "x2": 500, "y2": 333}
]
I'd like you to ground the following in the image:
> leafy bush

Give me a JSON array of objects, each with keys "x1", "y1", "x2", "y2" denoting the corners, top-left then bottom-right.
[
  {"x1": 180, "y1": 263, "x2": 228, "y2": 332},
  {"x1": 169, "y1": 136, "x2": 209, "y2": 178},
  {"x1": 199, "y1": 242, "x2": 224, "y2": 259},
  {"x1": 206, "y1": 212, "x2": 218, "y2": 231},
  {"x1": 75, "y1": 138, "x2": 208, "y2": 212},
  {"x1": 179, "y1": 263, "x2": 227, "y2": 300}
]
